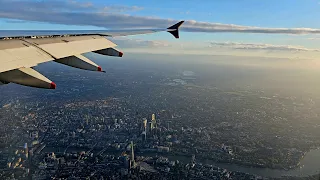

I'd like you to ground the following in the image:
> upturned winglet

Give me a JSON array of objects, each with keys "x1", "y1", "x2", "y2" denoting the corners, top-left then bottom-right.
[{"x1": 167, "y1": 21, "x2": 185, "y2": 39}]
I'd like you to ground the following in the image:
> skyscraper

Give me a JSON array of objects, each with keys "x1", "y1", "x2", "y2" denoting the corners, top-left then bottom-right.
[
  {"x1": 151, "y1": 114, "x2": 156, "y2": 129},
  {"x1": 130, "y1": 141, "x2": 135, "y2": 168},
  {"x1": 142, "y1": 118, "x2": 147, "y2": 132},
  {"x1": 85, "y1": 114, "x2": 90, "y2": 126},
  {"x1": 24, "y1": 143, "x2": 28, "y2": 159},
  {"x1": 148, "y1": 122, "x2": 153, "y2": 136}
]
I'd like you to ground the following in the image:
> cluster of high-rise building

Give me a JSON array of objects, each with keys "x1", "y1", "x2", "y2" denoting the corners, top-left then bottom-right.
[
  {"x1": 2, "y1": 95, "x2": 315, "y2": 180},
  {"x1": 10, "y1": 143, "x2": 29, "y2": 168},
  {"x1": 140, "y1": 113, "x2": 158, "y2": 142}
]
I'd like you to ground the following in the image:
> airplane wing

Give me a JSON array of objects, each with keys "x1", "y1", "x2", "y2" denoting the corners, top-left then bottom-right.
[{"x1": 0, "y1": 21, "x2": 184, "y2": 89}]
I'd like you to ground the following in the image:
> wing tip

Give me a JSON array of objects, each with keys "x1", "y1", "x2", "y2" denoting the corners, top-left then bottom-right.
[
  {"x1": 167, "y1": 21, "x2": 185, "y2": 30},
  {"x1": 167, "y1": 21, "x2": 185, "y2": 39}
]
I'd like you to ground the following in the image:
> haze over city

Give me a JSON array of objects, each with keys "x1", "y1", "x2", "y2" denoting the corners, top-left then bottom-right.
[{"x1": 0, "y1": 0, "x2": 320, "y2": 179}]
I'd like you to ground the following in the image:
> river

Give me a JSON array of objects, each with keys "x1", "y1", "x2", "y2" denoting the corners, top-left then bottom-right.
[
  {"x1": 157, "y1": 149, "x2": 320, "y2": 178},
  {"x1": 43, "y1": 147, "x2": 320, "y2": 178}
]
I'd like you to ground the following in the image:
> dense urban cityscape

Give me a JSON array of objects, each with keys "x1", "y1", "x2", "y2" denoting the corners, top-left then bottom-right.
[{"x1": 0, "y1": 54, "x2": 319, "y2": 179}]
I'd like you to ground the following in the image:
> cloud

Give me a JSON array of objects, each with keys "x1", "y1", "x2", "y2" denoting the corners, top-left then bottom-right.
[
  {"x1": 110, "y1": 37, "x2": 170, "y2": 48},
  {"x1": 210, "y1": 42, "x2": 320, "y2": 52},
  {"x1": 67, "y1": 0, "x2": 94, "y2": 9},
  {"x1": 183, "y1": 21, "x2": 320, "y2": 34},
  {"x1": 4, "y1": 19, "x2": 29, "y2": 23},
  {"x1": 111, "y1": 37, "x2": 320, "y2": 54},
  {"x1": 307, "y1": 37, "x2": 320, "y2": 40},
  {"x1": 2, "y1": 0, "x2": 320, "y2": 35},
  {"x1": 102, "y1": 5, "x2": 144, "y2": 13},
  {"x1": 109, "y1": 36, "x2": 318, "y2": 54},
  {"x1": 0, "y1": 0, "x2": 143, "y2": 14}
]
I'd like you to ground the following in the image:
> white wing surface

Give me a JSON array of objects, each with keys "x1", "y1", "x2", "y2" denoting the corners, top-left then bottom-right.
[{"x1": 0, "y1": 21, "x2": 184, "y2": 89}]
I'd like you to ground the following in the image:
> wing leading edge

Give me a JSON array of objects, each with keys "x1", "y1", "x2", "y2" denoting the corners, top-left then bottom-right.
[{"x1": 0, "y1": 21, "x2": 184, "y2": 89}]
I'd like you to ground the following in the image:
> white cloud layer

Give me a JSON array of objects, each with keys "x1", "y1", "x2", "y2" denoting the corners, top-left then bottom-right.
[
  {"x1": 1, "y1": 0, "x2": 320, "y2": 34},
  {"x1": 110, "y1": 37, "x2": 170, "y2": 48},
  {"x1": 111, "y1": 37, "x2": 320, "y2": 53},
  {"x1": 210, "y1": 42, "x2": 320, "y2": 52},
  {"x1": 109, "y1": 37, "x2": 320, "y2": 58}
]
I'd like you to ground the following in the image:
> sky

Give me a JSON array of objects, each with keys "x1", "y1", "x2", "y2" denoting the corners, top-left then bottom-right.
[{"x1": 2, "y1": 0, "x2": 320, "y2": 60}]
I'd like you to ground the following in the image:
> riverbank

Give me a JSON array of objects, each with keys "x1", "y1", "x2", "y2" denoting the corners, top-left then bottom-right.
[
  {"x1": 43, "y1": 146, "x2": 320, "y2": 178},
  {"x1": 156, "y1": 150, "x2": 302, "y2": 170},
  {"x1": 139, "y1": 148, "x2": 320, "y2": 178}
]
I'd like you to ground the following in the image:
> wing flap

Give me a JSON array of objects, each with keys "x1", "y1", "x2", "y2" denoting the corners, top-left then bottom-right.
[
  {"x1": 0, "y1": 46, "x2": 52, "y2": 73},
  {"x1": 37, "y1": 36, "x2": 116, "y2": 59}
]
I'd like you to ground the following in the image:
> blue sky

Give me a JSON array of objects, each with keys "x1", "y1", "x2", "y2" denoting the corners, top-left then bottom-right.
[
  {"x1": 101, "y1": 0, "x2": 320, "y2": 28},
  {"x1": 2, "y1": 0, "x2": 320, "y2": 60},
  {"x1": 3, "y1": 0, "x2": 320, "y2": 28}
]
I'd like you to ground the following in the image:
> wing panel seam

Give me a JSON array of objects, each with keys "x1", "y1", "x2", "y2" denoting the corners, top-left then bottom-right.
[{"x1": 19, "y1": 39, "x2": 58, "y2": 60}]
